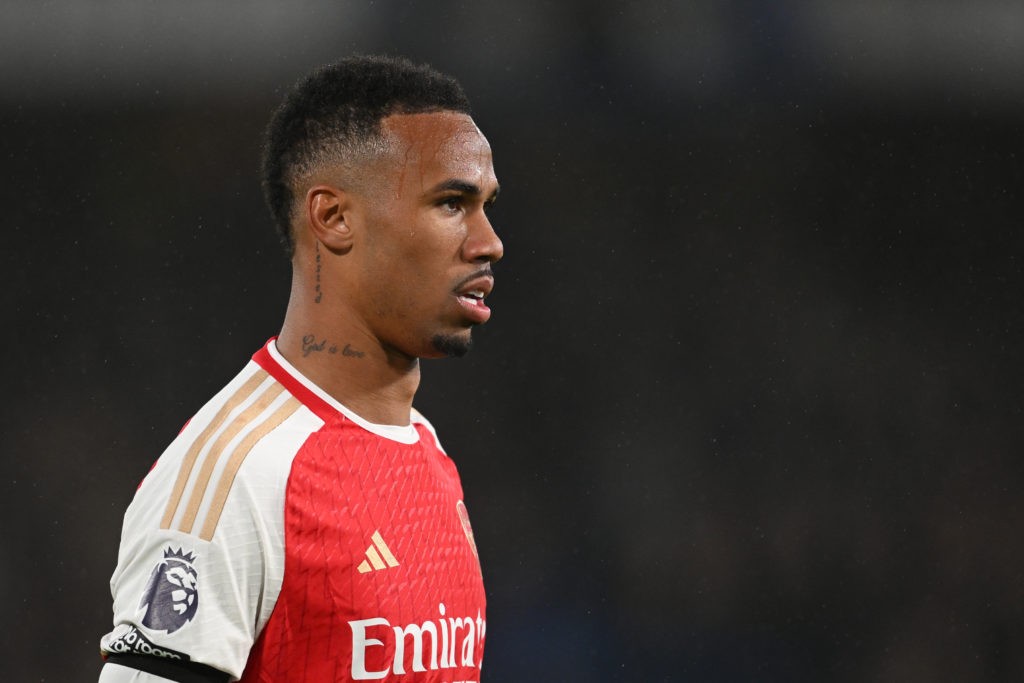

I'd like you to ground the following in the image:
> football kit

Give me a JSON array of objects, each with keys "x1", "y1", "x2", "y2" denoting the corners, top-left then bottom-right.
[{"x1": 99, "y1": 339, "x2": 487, "y2": 682}]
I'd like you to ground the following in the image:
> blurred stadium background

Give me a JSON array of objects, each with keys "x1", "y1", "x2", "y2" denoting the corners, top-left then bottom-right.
[{"x1": 2, "y1": 1, "x2": 1022, "y2": 680}]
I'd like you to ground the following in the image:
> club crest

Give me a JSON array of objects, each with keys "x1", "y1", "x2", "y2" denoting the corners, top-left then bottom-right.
[
  {"x1": 456, "y1": 500, "x2": 479, "y2": 559},
  {"x1": 138, "y1": 547, "x2": 199, "y2": 633}
]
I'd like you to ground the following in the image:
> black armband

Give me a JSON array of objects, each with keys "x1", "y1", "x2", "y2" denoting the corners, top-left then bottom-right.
[{"x1": 104, "y1": 654, "x2": 231, "y2": 683}]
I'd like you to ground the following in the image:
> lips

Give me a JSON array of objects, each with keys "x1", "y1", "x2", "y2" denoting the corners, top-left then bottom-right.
[{"x1": 453, "y1": 271, "x2": 494, "y2": 324}]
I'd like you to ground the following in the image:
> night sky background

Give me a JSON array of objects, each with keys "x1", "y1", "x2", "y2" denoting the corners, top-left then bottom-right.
[{"x1": 3, "y1": 2, "x2": 1023, "y2": 681}]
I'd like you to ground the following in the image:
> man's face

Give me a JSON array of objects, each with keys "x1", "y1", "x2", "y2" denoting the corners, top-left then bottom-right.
[{"x1": 350, "y1": 111, "x2": 503, "y2": 359}]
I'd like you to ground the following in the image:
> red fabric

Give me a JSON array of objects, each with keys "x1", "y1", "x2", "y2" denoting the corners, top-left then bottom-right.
[{"x1": 240, "y1": 342, "x2": 486, "y2": 682}]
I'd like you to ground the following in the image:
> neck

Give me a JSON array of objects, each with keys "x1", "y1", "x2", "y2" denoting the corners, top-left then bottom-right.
[{"x1": 276, "y1": 277, "x2": 421, "y2": 426}]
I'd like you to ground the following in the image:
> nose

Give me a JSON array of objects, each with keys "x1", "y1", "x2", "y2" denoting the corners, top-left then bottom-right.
[{"x1": 463, "y1": 212, "x2": 504, "y2": 264}]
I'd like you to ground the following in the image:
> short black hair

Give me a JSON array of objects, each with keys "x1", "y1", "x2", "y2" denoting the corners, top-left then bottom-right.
[{"x1": 261, "y1": 55, "x2": 472, "y2": 257}]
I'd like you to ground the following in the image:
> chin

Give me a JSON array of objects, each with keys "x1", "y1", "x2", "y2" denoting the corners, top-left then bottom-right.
[{"x1": 430, "y1": 333, "x2": 473, "y2": 358}]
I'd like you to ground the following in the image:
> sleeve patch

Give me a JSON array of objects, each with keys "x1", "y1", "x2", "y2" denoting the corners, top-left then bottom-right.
[{"x1": 138, "y1": 547, "x2": 200, "y2": 633}]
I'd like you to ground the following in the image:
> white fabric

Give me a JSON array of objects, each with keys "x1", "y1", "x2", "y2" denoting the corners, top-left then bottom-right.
[{"x1": 101, "y1": 362, "x2": 322, "y2": 680}]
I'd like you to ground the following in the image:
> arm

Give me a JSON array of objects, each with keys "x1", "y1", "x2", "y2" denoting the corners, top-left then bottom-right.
[{"x1": 99, "y1": 363, "x2": 311, "y2": 681}]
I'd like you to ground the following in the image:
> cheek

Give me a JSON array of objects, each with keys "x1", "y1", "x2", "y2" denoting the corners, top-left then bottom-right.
[
  {"x1": 393, "y1": 226, "x2": 461, "y2": 282},
  {"x1": 364, "y1": 215, "x2": 464, "y2": 315}
]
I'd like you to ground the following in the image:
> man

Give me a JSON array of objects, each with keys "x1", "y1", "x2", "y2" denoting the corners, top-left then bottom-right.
[{"x1": 98, "y1": 55, "x2": 502, "y2": 682}]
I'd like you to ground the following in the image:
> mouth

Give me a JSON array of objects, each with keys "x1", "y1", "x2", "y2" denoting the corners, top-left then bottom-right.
[
  {"x1": 453, "y1": 271, "x2": 494, "y2": 324},
  {"x1": 457, "y1": 289, "x2": 486, "y2": 304}
]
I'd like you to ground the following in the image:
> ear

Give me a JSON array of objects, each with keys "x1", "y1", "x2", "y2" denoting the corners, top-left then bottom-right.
[{"x1": 305, "y1": 185, "x2": 356, "y2": 254}]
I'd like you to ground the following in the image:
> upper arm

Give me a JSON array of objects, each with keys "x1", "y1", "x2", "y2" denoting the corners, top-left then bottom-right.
[{"x1": 100, "y1": 390, "x2": 317, "y2": 678}]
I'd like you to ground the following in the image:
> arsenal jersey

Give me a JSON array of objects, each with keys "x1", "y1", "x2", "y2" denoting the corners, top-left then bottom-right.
[{"x1": 100, "y1": 339, "x2": 487, "y2": 682}]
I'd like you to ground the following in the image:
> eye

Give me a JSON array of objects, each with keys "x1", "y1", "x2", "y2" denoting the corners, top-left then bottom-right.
[{"x1": 439, "y1": 196, "x2": 463, "y2": 214}]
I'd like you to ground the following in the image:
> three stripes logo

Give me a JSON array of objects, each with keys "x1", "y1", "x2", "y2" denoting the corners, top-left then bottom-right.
[{"x1": 357, "y1": 530, "x2": 400, "y2": 573}]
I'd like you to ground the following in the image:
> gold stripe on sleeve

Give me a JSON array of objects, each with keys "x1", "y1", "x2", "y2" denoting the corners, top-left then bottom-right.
[
  {"x1": 199, "y1": 396, "x2": 301, "y2": 541},
  {"x1": 177, "y1": 382, "x2": 285, "y2": 534},
  {"x1": 160, "y1": 370, "x2": 270, "y2": 529}
]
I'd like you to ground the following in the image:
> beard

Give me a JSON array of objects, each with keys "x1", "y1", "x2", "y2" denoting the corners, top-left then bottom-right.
[{"x1": 431, "y1": 332, "x2": 472, "y2": 358}]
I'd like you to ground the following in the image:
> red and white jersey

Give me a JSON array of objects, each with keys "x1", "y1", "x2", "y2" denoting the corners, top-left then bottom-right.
[{"x1": 100, "y1": 339, "x2": 486, "y2": 682}]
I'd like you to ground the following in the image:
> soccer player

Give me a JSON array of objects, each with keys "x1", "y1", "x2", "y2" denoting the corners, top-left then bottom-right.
[{"x1": 98, "y1": 55, "x2": 502, "y2": 682}]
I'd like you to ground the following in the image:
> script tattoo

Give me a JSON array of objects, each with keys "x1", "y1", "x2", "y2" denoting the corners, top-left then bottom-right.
[
  {"x1": 341, "y1": 344, "x2": 365, "y2": 358},
  {"x1": 314, "y1": 243, "x2": 323, "y2": 303},
  {"x1": 302, "y1": 334, "x2": 365, "y2": 359},
  {"x1": 301, "y1": 335, "x2": 326, "y2": 357}
]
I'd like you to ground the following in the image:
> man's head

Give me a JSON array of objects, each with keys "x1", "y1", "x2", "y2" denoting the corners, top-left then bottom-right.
[
  {"x1": 262, "y1": 55, "x2": 472, "y2": 257},
  {"x1": 265, "y1": 57, "x2": 502, "y2": 361}
]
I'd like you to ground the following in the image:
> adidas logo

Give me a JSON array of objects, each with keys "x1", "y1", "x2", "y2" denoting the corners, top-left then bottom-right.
[{"x1": 357, "y1": 530, "x2": 399, "y2": 573}]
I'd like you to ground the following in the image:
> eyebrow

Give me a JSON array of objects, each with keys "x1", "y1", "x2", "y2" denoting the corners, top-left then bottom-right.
[{"x1": 430, "y1": 179, "x2": 500, "y2": 202}]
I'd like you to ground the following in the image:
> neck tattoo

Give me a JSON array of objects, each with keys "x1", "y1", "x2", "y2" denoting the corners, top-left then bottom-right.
[
  {"x1": 314, "y1": 242, "x2": 323, "y2": 304},
  {"x1": 302, "y1": 334, "x2": 365, "y2": 359}
]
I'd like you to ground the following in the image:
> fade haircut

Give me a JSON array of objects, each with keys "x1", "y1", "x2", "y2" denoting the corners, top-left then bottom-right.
[{"x1": 261, "y1": 55, "x2": 472, "y2": 257}]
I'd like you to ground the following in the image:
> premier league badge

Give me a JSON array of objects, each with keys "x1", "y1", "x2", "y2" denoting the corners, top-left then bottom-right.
[{"x1": 138, "y1": 547, "x2": 199, "y2": 633}]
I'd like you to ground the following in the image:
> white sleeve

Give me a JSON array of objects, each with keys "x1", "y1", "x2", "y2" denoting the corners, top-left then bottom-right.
[{"x1": 100, "y1": 371, "x2": 321, "y2": 679}]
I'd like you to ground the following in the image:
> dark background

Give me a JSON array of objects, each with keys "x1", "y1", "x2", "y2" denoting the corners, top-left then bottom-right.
[{"x1": 3, "y1": 2, "x2": 1022, "y2": 681}]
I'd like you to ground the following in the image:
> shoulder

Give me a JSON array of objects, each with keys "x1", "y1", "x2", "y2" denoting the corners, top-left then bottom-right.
[{"x1": 139, "y1": 361, "x2": 326, "y2": 543}]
